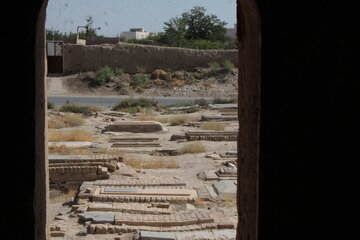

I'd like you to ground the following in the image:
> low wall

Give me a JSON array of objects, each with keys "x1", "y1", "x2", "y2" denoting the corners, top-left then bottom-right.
[{"x1": 63, "y1": 43, "x2": 238, "y2": 73}]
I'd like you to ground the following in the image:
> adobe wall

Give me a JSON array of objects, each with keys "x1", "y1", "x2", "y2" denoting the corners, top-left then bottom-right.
[{"x1": 63, "y1": 43, "x2": 238, "y2": 73}]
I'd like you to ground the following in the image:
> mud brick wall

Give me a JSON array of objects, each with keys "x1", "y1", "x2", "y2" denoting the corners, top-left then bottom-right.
[
  {"x1": 63, "y1": 43, "x2": 238, "y2": 73},
  {"x1": 49, "y1": 166, "x2": 109, "y2": 182}
]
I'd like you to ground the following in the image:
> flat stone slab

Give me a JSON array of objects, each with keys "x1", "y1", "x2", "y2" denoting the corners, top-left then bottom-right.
[
  {"x1": 197, "y1": 170, "x2": 219, "y2": 181},
  {"x1": 49, "y1": 154, "x2": 120, "y2": 162},
  {"x1": 186, "y1": 131, "x2": 238, "y2": 141},
  {"x1": 219, "y1": 151, "x2": 238, "y2": 158},
  {"x1": 115, "y1": 211, "x2": 213, "y2": 226},
  {"x1": 92, "y1": 179, "x2": 187, "y2": 187},
  {"x1": 212, "y1": 180, "x2": 237, "y2": 199},
  {"x1": 212, "y1": 229, "x2": 237, "y2": 239},
  {"x1": 78, "y1": 211, "x2": 114, "y2": 224},
  {"x1": 103, "y1": 121, "x2": 164, "y2": 133},
  {"x1": 205, "y1": 186, "x2": 219, "y2": 200},
  {"x1": 200, "y1": 115, "x2": 238, "y2": 121},
  {"x1": 111, "y1": 142, "x2": 162, "y2": 147},
  {"x1": 140, "y1": 231, "x2": 176, "y2": 240},
  {"x1": 48, "y1": 141, "x2": 93, "y2": 147},
  {"x1": 109, "y1": 137, "x2": 159, "y2": 142},
  {"x1": 88, "y1": 202, "x2": 171, "y2": 215},
  {"x1": 208, "y1": 103, "x2": 238, "y2": 109},
  {"x1": 175, "y1": 230, "x2": 215, "y2": 240}
]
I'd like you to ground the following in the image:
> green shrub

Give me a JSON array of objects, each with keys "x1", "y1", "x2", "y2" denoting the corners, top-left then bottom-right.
[
  {"x1": 48, "y1": 102, "x2": 55, "y2": 109},
  {"x1": 59, "y1": 104, "x2": 101, "y2": 115},
  {"x1": 112, "y1": 97, "x2": 158, "y2": 113},
  {"x1": 208, "y1": 62, "x2": 221, "y2": 73},
  {"x1": 193, "y1": 98, "x2": 209, "y2": 107},
  {"x1": 114, "y1": 67, "x2": 124, "y2": 76},
  {"x1": 223, "y1": 60, "x2": 235, "y2": 72},
  {"x1": 48, "y1": 113, "x2": 85, "y2": 129},
  {"x1": 92, "y1": 66, "x2": 114, "y2": 86},
  {"x1": 130, "y1": 74, "x2": 150, "y2": 89}
]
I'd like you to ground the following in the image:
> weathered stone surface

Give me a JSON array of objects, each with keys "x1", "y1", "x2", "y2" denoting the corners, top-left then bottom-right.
[
  {"x1": 103, "y1": 121, "x2": 164, "y2": 133},
  {"x1": 185, "y1": 131, "x2": 237, "y2": 141},
  {"x1": 54, "y1": 215, "x2": 68, "y2": 221},
  {"x1": 50, "y1": 231, "x2": 65, "y2": 237},
  {"x1": 111, "y1": 142, "x2": 162, "y2": 148},
  {"x1": 48, "y1": 141, "x2": 93, "y2": 147},
  {"x1": 95, "y1": 224, "x2": 107, "y2": 234},
  {"x1": 175, "y1": 230, "x2": 215, "y2": 240},
  {"x1": 212, "y1": 229, "x2": 237, "y2": 239},
  {"x1": 78, "y1": 211, "x2": 115, "y2": 224},
  {"x1": 140, "y1": 231, "x2": 176, "y2": 240},
  {"x1": 208, "y1": 103, "x2": 238, "y2": 110},
  {"x1": 205, "y1": 186, "x2": 218, "y2": 200},
  {"x1": 197, "y1": 170, "x2": 219, "y2": 181},
  {"x1": 109, "y1": 137, "x2": 159, "y2": 142},
  {"x1": 200, "y1": 115, "x2": 238, "y2": 121},
  {"x1": 212, "y1": 181, "x2": 237, "y2": 199}
]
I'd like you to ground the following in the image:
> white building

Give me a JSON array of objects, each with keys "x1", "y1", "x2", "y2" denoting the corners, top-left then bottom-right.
[
  {"x1": 121, "y1": 28, "x2": 150, "y2": 41},
  {"x1": 225, "y1": 23, "x2": 237, "y2": 40}
]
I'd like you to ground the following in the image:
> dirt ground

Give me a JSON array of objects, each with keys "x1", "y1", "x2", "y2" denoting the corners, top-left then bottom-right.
[{"x1": 47, "y1": 68, "x2": 238, "y2": 240}]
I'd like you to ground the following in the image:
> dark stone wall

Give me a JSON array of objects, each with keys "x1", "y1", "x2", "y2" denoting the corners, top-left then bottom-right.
[
  {"x1": 256, "y1": 1, "x2": 358, "y2": 239},
  {"x1": 2, "y1": 1, "x2": 46, "y2": 239}
]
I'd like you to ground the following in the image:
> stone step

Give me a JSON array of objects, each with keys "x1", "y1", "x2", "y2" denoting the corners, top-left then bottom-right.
[
  {"x1": 200, "y1": 115, "x2": 238, "y2": 121},
  {"x1": 79, "y1": 185, "x2": 196, "y2": 202},
  {"x1": 185, "y1": 131, "x2": 237, "y2": 141},
  {"x1": 114, "y1": 212, "x2": 213, "y2": 227},
  {"x1": 87, "y1": 222, "x2": 231, "y2": 234},
  {"x1": 102, "y1": 121, "x2": 164, "y2": 133},
  {"x1": 111, "y1": 142, "x2": 162, "y2": 148},
  {"x1": 89, "y1": 179, "x2": 187, "y2": 187},
  {"x1": 88, "y1": 202, "x2": 171, "y2": 215},
  {"x1": 109, "y1": 137, "x2": 159, "y2": 142}
]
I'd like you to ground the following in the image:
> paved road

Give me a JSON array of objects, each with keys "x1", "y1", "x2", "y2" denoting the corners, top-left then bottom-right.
[{"x1": 48, "y1": 95, "x2": 213, "y2": 108}]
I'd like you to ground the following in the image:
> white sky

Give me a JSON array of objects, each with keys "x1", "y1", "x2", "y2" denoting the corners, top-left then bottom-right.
[{"x1": 46, "y1": 0, "x2": 237, "y2": 37}]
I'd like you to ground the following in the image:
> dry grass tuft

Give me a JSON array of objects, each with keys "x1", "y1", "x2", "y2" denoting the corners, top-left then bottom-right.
[
  {"x1": 172, "y1": 79, "x2": 187, "y2": 87},
  {"x1": 124, "y1": 156, "x2": 178, "y2": 169},
  {"x1": 220, "y1": 195, "x2": 237, "y2": 207},
  {"x1": 91, "y1": 148, "x2": 125, "y2": 155},
  {"x1": 168, "y1": 115, "x2": 188, "y2": 126},
  {"x1": 48, "y1": 145, "x2": 92, "y2": 155},
  {"x1": 156, "y1": 116, "x2": 169, "y2": 124},
  {"x1": 200, "y1": 122, "x2": 229, "y2": 131},
  {"x1": 179, "y1": 141, "x2": 206, "y2": 154},
  {"x1": 194, "y1": 198, "x2": 205, "y2": 206},
  {"x1": 48, "y1": 113, "x2": 85, "y2": 129},
  {"x1": 48, "y1": 129, "x2": 94, "y2": 142},
  {"x1": 50, "y1": 189, "x2": 77, "y2": 203},
  {"x1": 137, "y1": 111, "x2": 157, "y2": 121}
]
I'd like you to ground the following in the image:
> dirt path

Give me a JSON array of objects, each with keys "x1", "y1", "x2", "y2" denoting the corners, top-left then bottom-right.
[{"x1": 47, "y1": 75, "x2": 70, "y2": 95}]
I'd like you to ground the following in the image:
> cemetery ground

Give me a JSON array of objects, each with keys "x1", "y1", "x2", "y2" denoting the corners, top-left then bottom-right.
[{"x1": 48, "y1": 99, "x2": 238, "y2": 239}]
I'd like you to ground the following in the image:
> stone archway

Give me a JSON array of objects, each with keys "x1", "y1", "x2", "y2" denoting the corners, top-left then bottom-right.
[{"x1": 33, "y1": 1, "x2": 261, "y2": 239}]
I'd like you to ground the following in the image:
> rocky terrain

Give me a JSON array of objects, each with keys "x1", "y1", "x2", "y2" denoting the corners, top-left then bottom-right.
[{"x1": 47, "y1": 67, "x2": 238, "y2": 99}]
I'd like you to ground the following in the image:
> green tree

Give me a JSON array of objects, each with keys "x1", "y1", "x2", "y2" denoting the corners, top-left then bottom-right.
[
  {"x1": 162, "y1": 17, "x2": 187, "y2": 45},
  {"x1": 163, "y1": 6, "x2": 227, "y2": 45},
  {"x1": 84, "y1": 16, "x2": 98, "y2": 38},
  {"x1": 46, "y1": 28, "x2": 77, "y2": 40}
]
